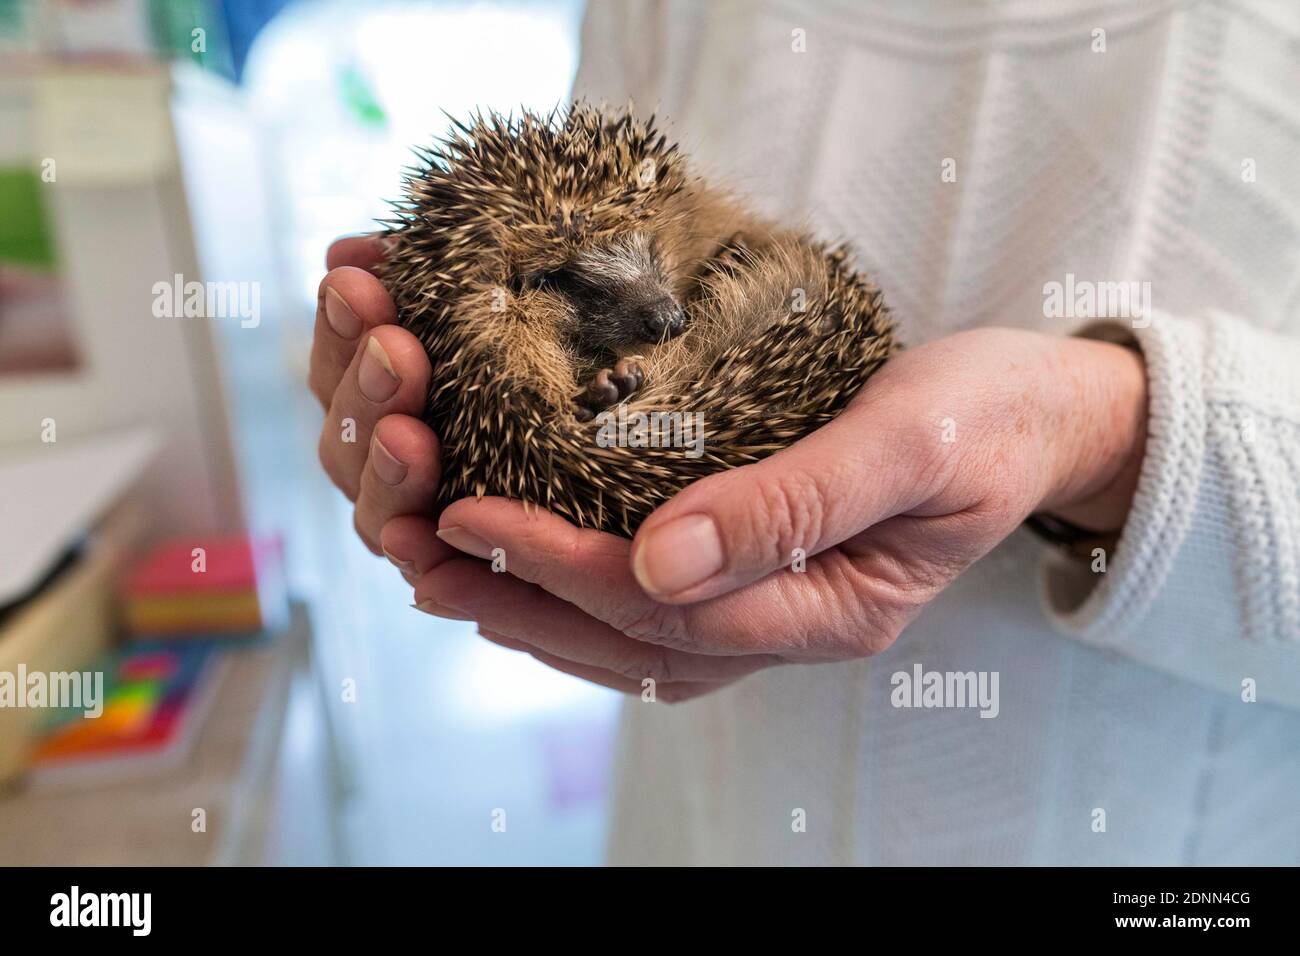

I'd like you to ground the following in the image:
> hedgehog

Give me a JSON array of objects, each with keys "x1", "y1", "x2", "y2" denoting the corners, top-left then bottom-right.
[{"x1": 379, "y1": 103, "x2": 896, "y2": 537}]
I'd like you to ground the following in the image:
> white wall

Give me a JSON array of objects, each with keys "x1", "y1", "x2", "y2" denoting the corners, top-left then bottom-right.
[{"x1": 0, "y1": 64, "x2": 244, "y2": 539}]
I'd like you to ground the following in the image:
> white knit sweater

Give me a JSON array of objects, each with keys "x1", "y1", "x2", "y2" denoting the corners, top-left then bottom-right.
[{"x1": 574, "y1": 0, "x2": 1300, "y2": 864}]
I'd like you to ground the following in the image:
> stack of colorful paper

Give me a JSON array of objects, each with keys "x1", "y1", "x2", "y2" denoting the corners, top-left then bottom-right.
[
  {"x1": 28, "y1": 643, "x2": 226, "y2": 788},
  {"x1": 122, "y1": 536, "x2": 286, "y2": 639}
]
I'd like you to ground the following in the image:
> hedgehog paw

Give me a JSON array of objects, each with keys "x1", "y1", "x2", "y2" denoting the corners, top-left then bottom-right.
[{"x1": 574, "y1": 358, "x2": 644, "y2": 421}]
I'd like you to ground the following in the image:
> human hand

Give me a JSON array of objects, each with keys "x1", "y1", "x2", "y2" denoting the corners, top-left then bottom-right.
[
  {"x1": 397, "y1": 327, "x2": 1147, "y2": 701},
  {"x1": 311, "y1": 235, "x2": 453, "y2": 574}
]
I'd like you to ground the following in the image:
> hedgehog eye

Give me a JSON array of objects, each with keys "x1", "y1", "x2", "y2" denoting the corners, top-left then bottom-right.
[{"x1": 514, "y1": 267, "x2": 585, "y2": 296}]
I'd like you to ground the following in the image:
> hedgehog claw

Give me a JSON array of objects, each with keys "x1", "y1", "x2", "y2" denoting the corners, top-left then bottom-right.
[{"x1": 574, "y1": 358, "x2": 644, "y2": 419}]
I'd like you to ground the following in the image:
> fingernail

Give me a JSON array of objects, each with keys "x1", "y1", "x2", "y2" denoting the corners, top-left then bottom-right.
[
  {"x1": 324, "y1": 286, "x2": 362, "y2": 338},
  {"x1": 633, "y1": 514, "x2": 724, "y2": 598},
  {"x1": 412, "y1": 600, "x2": 473, "y2": 622},
  {"x1": 371, "y1": 434, "x2": 407, "y2": 486},
  {"x1": 435, "y1": 526, "x2": 494, "y2": 560},
  {"x1": 358, "y1": 336, "x2": 400, "y2": 402},
  {"x1": 382, "y1": 547, "x2": 416, "y2": 574}
]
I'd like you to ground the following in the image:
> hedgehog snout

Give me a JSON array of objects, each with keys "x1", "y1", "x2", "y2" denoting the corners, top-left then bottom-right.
[{"x1": 639, "y1": 298, "x2": 687, "y2": 342}]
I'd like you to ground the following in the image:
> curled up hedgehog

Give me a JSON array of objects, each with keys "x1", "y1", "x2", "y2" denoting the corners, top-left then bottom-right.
[{"x1": 380, "y1": 103, "x2": 896, "y2": 537}]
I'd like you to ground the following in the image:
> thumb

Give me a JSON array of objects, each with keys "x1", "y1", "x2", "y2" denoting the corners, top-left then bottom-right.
[{"x1": 629, "y1": 401, "x2": 937, "y2": 604}]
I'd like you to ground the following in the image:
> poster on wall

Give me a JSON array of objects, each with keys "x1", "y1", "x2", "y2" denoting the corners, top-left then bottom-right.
[{"x1": 0, "y1": 150, "x2": 79, "y2": 376}]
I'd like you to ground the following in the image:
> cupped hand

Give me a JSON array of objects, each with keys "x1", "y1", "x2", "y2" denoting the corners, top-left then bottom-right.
[
  {"x1": 311, "y1": 235, "x2": 453, "y2": 574},
  {"x1": 394, "y1": 327, "x2": 1148, "y2": 702}
]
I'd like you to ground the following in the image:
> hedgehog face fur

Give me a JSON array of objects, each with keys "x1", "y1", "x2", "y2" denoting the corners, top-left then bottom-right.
[
  {"x1": 381, "y1": 103, "x2": 896, "y2": 537},
  {"x1": 524, "y1": 231, "x2": 688, "y2": 355}
]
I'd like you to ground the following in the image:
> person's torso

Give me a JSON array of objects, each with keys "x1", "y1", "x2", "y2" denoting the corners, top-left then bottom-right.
[
  {"x1": 581, "y1": 0, "x2": 1300, "y2": 865},
  {"x1": 596, "y1": 0, "x2": 1300, "y2": 346}
]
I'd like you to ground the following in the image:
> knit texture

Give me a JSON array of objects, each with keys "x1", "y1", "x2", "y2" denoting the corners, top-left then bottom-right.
[
  {"x1": 577, "y1": 0, "x2": 1300, "y2": 864},
  {"x1": 1050, "y1": 312, "x2": 1300, "y2": 703}
]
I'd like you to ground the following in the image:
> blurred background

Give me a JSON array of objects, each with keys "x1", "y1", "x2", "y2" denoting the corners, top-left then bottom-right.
[{"x1": 0, "y1": 0, "x2": 621, "y2": 865}]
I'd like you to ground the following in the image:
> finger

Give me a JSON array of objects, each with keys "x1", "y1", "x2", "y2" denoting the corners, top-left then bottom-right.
[
  {"x1": 627, "y1": 387, "x2": 943, "y2": 604},
  {"x1": 326, "y1": 234, "x2": 391, "y2": 272},
  {"x1": 413, "y1": 556, "x2": 777, "y2": 683},
  {"x1": 477, "y1": 629, "x2": 725, "y2": 702},
  {"x1": 319, "y1": 326, "x2": 430, "y2": 501},
  {"x1": 310, "y1": 266, "x2": 399, "y2": 408},
  {"x1": 476, "y1": 629, "x2": 533, "y2": 653},
  {"x1": 354, "y1": 415, "x2": 443, "y2": 555},
  {"x1": 379, "y1": 515, "x2": 460, "y2": 583},
  {"x1": 434, "y1": 497, "x2": 873, "y2": 657}
]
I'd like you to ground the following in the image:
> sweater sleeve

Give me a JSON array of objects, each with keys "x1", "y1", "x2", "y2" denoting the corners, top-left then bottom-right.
[{"x1": 1041, "y1": 310, "x2": 1300, "y2": 709}]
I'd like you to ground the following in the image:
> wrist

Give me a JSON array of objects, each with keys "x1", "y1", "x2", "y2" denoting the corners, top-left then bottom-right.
[{"x1": 1038, "y1": 335, "x2": 1148, "y2": 533}]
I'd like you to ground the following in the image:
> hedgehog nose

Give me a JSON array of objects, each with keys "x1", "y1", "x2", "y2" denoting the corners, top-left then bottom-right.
[{"x1": 642, "y1": 300, "x2": 687, "y2": 341}]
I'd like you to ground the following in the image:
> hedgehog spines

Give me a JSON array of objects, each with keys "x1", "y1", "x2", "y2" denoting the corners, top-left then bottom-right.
[{"x1": 381, "y1": 102, "x2": 895, "y2": 537}]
